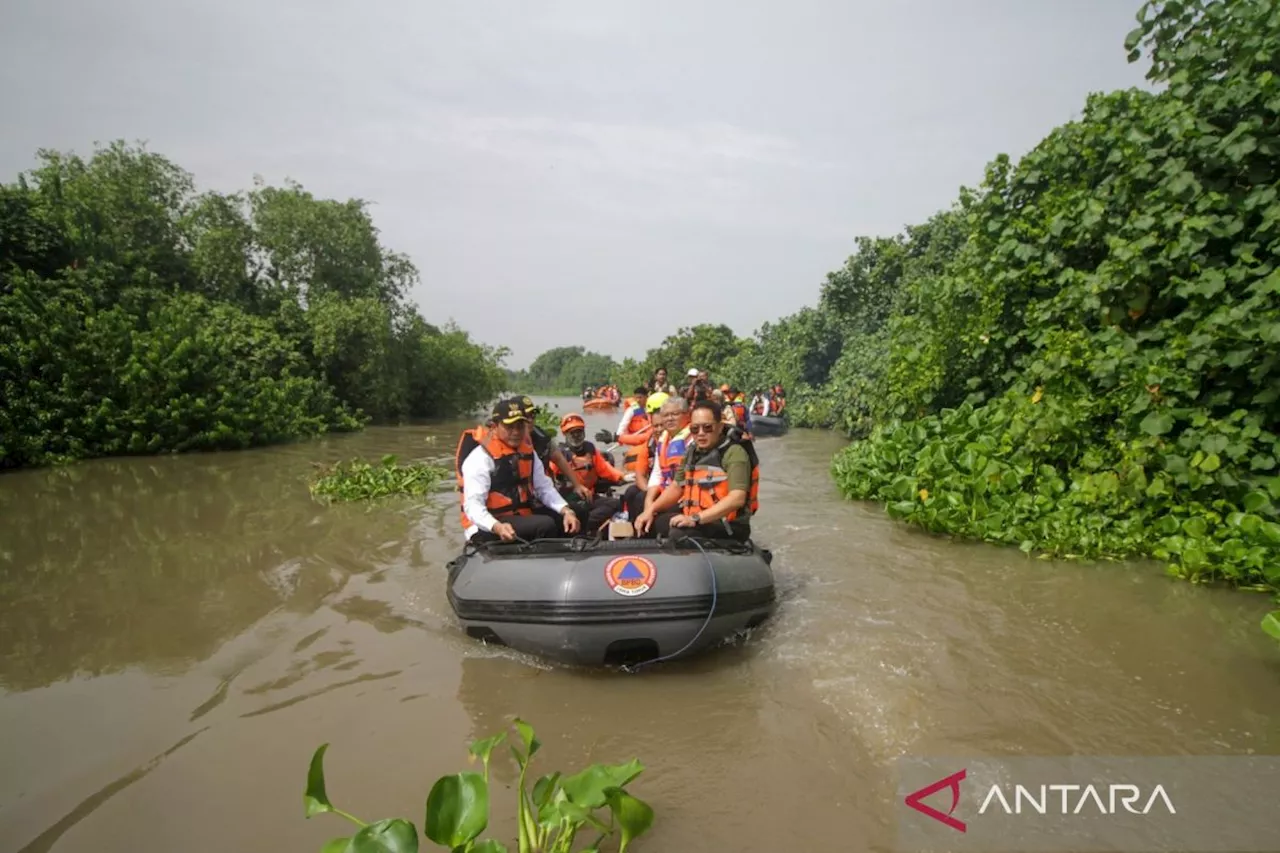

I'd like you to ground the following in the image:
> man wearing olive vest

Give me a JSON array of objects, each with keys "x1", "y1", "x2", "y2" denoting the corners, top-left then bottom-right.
[{"x1": 633, "y1": 399, "x2": 759, "y2": 542}]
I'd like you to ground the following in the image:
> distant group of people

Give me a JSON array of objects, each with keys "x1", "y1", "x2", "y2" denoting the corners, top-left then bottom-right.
[
  {"x1": 582, "y1": 369, "x2": 786, "y2": 418},
  {"x1": 454, "y1": 385, "x2": 761, "y2": 546},
  {"x1": 581, "y1": 384, "x2": 620, "y2": 403}
]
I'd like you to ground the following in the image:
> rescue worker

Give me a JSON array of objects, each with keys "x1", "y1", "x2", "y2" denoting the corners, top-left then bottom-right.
[
  {"x1": 633, "y1": 399, "x2": 759, "y2": 542},
  {"x1": 614, "y1": 387, "x2": 650, "y2": 439},
  {"x1": 770, "y1": 384, "x2": 787, "y2": 414},
  {"x1": 750, "y1": 388, "x2": 769, "y2": 416},
  {"x1": 518, "y1": 395, "x2": 592, "y2": 503},
  {"x1": 596, "y1": 390, "x2": 662, "y2": 477},
  {"x1": 456, "y1": 398, "x2": 580, "y2": 542},
  {"x1": 550, "y1": 413, "x2": 631, "y2": 532},
  {"x1": 727, "y1": 387, "x2": 752, "y2": 438}
]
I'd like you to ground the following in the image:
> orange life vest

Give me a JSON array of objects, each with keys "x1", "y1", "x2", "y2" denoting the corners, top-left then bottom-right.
[
  {"x1": 621, "y1": 406, "x2": 650, "y2": 437},
  {"x1": 656, "y1": 426, "x2": 690, "y2": 489},
  {"x1": 556, "y1": 440, "x2": 604, "y2": 493},
  {"x1": 679, "y1": 434, "x2": 760, "y2": 523},
  {"x1": 623, "y1": 438, "x2": 651, "y2": 478},
  {"x1": 729, "y1": 401, "x2": 751, "y2": 438},
  {"x1": 456, "y1": 428, "x2": 536, "y2": 531}
]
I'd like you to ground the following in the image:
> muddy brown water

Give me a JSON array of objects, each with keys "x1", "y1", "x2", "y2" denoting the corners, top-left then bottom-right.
[{"x1": 1, "y1": 396, "x2": 1278, "y2": 852}]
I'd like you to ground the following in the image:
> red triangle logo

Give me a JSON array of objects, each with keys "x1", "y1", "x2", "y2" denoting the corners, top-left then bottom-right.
[{"x1": 904, "y1": 768, "x2": 966, "y2": 832}]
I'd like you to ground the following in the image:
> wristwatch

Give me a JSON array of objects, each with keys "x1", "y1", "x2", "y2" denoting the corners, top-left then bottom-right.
[{"x1": 691, "y1": 513, "x2": 702, "y2": 525}]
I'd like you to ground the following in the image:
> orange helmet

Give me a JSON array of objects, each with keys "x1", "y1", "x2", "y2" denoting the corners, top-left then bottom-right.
[{"x1": 560, "y1": 413, "x2": 586, "y2": 432}]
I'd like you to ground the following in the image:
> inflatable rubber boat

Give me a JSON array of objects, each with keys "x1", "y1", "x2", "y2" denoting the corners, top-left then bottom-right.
[
  {"x1": 750, "y1": 414, "x2": 788, "y2": 436},
  {"x1": 583, "y1": 398, "x2": 619, "y2": 412},
  {"x1": 446, "y1": 536, "x2": 776, "y2": 667}
]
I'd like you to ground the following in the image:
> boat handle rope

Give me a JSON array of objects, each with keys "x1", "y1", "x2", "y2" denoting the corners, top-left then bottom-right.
[{"x1": 621, "y1": 535, "x2": 718, "y2": 673}]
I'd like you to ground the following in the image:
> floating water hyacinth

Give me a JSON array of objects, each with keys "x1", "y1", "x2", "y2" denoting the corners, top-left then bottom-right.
[{"x1": 309, "y1": 455, "x2": 449, "y2": 502}]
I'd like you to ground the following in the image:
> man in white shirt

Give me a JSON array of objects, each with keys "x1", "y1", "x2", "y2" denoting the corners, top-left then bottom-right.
[{"x1": 458, "y1": 398, "x2": 580, "y2": 543}]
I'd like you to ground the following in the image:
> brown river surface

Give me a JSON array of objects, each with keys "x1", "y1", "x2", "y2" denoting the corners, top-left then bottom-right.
[{"x1": 2, "y1": 396, "x2": 1278, "y2": 852}]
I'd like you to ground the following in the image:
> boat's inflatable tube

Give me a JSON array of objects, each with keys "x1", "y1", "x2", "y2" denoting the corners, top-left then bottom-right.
[
  {"x1": 750, "y1": 414, "x2": 787, "y2": 436},
  {"x1": 583, "y1": 398, "x2": 618, "y2": 412},
  {"x1": 446, "y1": 537, "x2": 776, "y2": 667}
]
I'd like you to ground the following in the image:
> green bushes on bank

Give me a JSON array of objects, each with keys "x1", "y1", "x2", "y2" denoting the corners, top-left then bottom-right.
[
  {"x1": 0, "y1": 143, "x2": 507, "y2": 469},
  {"x1": 613, "y1": 0, "x2": 1280, "y2": 632}
]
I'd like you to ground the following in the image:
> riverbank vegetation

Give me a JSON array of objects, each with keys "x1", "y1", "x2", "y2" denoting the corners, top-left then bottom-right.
[
  {"x1": 507, "y1": 346, "x2": 619, "y2": 396},
  {"x1": 0, "y1": 143, "x2": 507, "y2": 470},
  {"x1": 304, "y1": 718, "x2": 654, "y2": 853},
  {"x1": 612, "y1": 0, "x2": 1280, "y2": 632}
]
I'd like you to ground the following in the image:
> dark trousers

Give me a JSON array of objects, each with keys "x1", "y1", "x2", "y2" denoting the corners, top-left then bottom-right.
[
  {"x1": 621, "y1": 484, "x2": 648, "y2": 520},
  {"x1": 470, "y1": 507, "x2": 564, "y2": 543},
  {"x1": 564, "y1": 492, "x2": 624, "y2": 533},
  {"x1": 646, "y1": 511, "x2": 750, "y2": 542}
]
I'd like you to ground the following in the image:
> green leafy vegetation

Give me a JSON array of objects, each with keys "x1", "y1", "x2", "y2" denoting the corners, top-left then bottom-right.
[
  {"x1": 304, "y1": 718, "x2": 654, "y2": 853},
  {"x1": 1, "y1": 142, "x2": 508, "y2": 470},
  {"x1": 508, "y1": 346, "x2": 619, "y2": 395},
  {"x1": 309, "y1": 455, "x2": 449, "y2": 502},
  {"x1": 618, "y1": 0, "x2": 1280, "y2": 636},
  {"x1": 532, "y1": 407, "x2": 562, "y2": 439}
]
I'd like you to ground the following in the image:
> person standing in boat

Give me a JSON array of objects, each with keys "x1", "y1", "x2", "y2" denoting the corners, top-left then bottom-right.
[
  {"x1": 457, "y1": 398, "x2": 581, "y2": 543},
  {"x1": 648, "y1": 367, "x2": 677, "y2": 395},
  {"x1": 632, "y1": 399, "x2": 759, "y2": 543}
]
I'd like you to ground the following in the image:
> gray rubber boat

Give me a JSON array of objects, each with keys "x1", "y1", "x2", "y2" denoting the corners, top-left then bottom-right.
[
  {"x1": 446, "y1": 537, "x2": 776, "y2": 667},
  {"x1": 750, "y1": 414, "x2": 788, "y2": 436}
]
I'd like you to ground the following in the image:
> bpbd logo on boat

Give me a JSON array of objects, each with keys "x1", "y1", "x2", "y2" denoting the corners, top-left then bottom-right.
[{"x1": 605, "y1": 555, "x2": 656, "y2": 596}]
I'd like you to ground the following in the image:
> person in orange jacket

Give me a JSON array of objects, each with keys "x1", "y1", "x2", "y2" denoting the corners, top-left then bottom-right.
[
  {"x1": 596, "y1": 391, "x2": 665, "y2": 478},
  {"x1": 551, "y1": 413, "x2": 634, "y2": 532}
]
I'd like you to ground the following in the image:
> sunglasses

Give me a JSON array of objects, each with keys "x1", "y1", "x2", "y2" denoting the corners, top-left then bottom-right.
[{"x1": 689, "y1": 423, "x2": 717, "y2": 434}]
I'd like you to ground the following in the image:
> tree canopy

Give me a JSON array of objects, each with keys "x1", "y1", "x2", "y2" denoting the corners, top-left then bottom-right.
[{"x1": 1, "y1": 142, "x2": 507, "y2": 468}]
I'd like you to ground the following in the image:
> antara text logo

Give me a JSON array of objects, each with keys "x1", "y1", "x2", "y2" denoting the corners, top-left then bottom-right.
[{"x1": 904, "y1": 768, "x2": 1177, "y2": 833}]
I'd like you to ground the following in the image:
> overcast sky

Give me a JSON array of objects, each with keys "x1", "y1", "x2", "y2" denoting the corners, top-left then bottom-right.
[{"x1": 0, "y1": 0, "x2": 1150, "y2": 368}]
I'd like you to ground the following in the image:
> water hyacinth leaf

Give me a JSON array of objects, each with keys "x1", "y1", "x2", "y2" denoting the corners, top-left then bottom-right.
[
  {"x1": 553, "y1": 798, "x2": 611, "y2": 833},
  {"x1": 468, "y1": 733, "x2": 507, "y2": 779},
  {"x1": 472, "y1": 841, "x2": 509, "y2": 853},
  {"x1": 1140, "y1": 411, "x2": 1174, "y2": 436},
  {"x1": 604, "y1": 787, "x2": 655, "y2": 853},
  {"x1": 1182, "y1": 517, "x2": 1208, "y2": 539},
  {"x1": 348, "y1": 819, "x2": 418, "y2": 853},
  {"x1": 1262, "y1": 611, "x2": 1280, "y2": 642},
  {"x1": 512, "y1": 718, "x2": 540, "y2": 760},
  {"x1": 561, "y1": 760, "x2": 645, "y2": 809},
  {"x1": 306, "y1": 744, "x2": 335, "y2": 817},
  {"x1": 322, "y1": 838, "x2": 351, "y2": 853},
  {"x1": 424, "y1": 773, "x2": 488, "y2": 848},
  {"x1": 1242, "y1": 491, "x2": 1272, "y2": 513},
  {"x1": 531, "y1": 772, "x2": 561, "y2": 808}
]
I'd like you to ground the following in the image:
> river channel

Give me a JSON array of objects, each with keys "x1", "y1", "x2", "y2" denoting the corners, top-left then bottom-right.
[{"x1": 1, "y1": 396, "x2": 1277, "y2": 852}]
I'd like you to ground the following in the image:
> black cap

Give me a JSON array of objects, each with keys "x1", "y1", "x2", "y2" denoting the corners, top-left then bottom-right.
[{"x1": 491, "y1": 397, "x2": 529, "y2": 425}]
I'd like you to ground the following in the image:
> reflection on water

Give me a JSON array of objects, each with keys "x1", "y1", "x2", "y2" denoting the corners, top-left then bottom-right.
[{"x1": 1, "y1": 400, "x2": 1278, "y2": 853}]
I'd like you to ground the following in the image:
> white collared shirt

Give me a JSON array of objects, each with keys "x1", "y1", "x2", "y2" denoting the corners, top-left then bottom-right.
[{"x1": 460, "y1": 442, "x2": 567, "y2": 539}]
